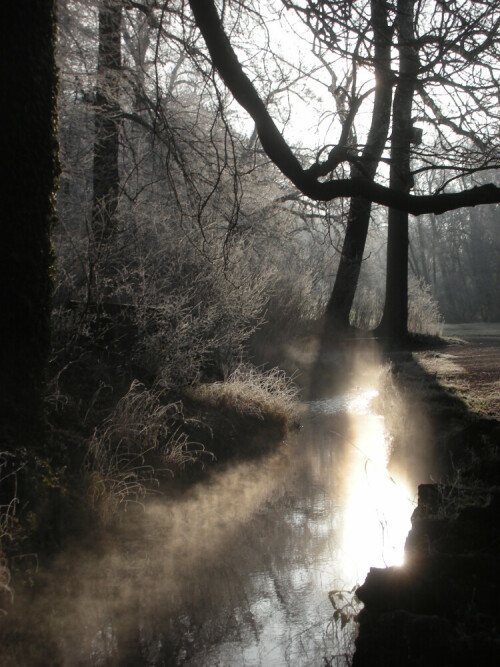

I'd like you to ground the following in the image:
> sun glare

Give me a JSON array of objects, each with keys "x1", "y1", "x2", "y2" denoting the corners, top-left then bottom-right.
[{"x1": 339, "y1": 389, "x2": 415, "y2": 583}]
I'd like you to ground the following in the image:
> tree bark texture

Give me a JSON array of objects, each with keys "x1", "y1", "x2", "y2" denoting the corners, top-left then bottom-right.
[
  {"x1": 0, "y1": 0, "x2": 58, "y2": 450},
  {"x1": 92, "y1": 0, "x2": 122, "y2": 244}
]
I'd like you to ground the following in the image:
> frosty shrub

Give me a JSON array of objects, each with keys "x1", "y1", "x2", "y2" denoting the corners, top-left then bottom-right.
[
  {"x1": 129, "y1": 239, "x2": 271, "y2": 388},
  {"x1": 350, "y1": 285, "x2": 384, "y2": 330},
  {"x1": 85, "y1": 380, "x2": 207, "y2": 522},
  {"x1": 408, "y1": 277, "x2": 444, "y2": 336},
  {"x1": 258, "y1": 270, "x2": 321, "y2": 343},
  {"x1": 350, "y1": 278, "x2": 444, "y2": 336},
  {"x1": 188, "y1": 364, "x2": 299, "y2": 427},
  {"x1": 51, "y1": 214, "x2": 273, "y2": 392}
]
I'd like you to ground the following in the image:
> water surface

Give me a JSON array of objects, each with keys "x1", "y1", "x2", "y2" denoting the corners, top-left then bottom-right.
[{"x1": 5, "y1": 371, "x2": 418, "y2": 666}]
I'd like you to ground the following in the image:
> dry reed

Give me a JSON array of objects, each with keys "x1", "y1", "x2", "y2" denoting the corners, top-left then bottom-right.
[
  {"x1": 85, "y1": 381, "x2": 207, "y2": 523},
  {"x1": 188, "y1": 364, "x2": 299, "y2": 426}
]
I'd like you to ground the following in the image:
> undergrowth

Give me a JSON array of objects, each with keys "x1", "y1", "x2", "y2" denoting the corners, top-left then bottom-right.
[
  {"x1": 351, "y1": 277, "x2": 444, "y2": 336},
  {"x1": 0, "y1": 452, "x2": 22, "y2": 614},
  {"x1": 85, "y1": 380, "x2": 209, "y2": 523},
  {"x1": 428, "y1": 437, "x2": 500, "y2": 519},
  {"x1": 431, "y1": 471, "x2": 493, "y2": 520},
  {"x1": 186, "y1": 364, "x2": 300, "y2": 428}
]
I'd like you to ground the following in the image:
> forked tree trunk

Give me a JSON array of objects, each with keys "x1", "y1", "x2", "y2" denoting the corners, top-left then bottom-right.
[
  {"x1": 323, "y1": 0, "x2": 393, "y2": 339},
  {"x1": 1, "y1": 0, "x2": 58, "y2": 451}
]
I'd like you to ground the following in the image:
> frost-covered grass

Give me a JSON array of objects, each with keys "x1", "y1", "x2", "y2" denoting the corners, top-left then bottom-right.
[
  {"x1": 85, "y1": 381, "x2": 208, "y2": 523},
  {"x1": 85, "y1": 366, "x2": 299, "y2": 523},
  {"x1": 187, "y1": 364, "x2": 300, "y2": 428}
]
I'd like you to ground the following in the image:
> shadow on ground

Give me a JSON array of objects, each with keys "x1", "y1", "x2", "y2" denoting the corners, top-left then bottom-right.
[{"x1": 351, "y1": 342, "x2": 500, "y2": 667}]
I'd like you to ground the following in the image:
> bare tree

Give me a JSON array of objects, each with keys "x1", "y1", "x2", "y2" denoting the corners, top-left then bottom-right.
[
  {"x1": 55, "y1": 0, "x2": 324, "y2": 398},
  {"x1": 186, "y1": 0, "x2": 500, "y2": 342},
  {"x1": 188, "y1": 0, "x2": 500, "y2": 211},
  {"x1": 376, "y1": 0, "x2": 419, "y2": 340},
  {"x1": 318, "y1": 0, "x2": 393, "y2": 333}
]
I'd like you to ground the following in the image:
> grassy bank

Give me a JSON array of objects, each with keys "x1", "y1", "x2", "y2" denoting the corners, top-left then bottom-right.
[{"x1": 0, "y1": 354, "x2": 300, "y2": 618}]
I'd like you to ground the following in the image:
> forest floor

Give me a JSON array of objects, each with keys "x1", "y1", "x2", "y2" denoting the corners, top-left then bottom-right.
[{"x1": 353, "y1": 323, "x2": 500, "y2": 666}]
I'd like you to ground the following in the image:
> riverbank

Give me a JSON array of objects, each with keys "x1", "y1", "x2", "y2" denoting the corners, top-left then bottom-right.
[
  {"x1": 353, "y1": 328, "x2": 500, "y2": 665},
  {"x1": 0, "y1": 361, "x2": 300, "y2": 622},
  {"x1": 0, "y1": 330, "x2": 402, "y2": 666}
]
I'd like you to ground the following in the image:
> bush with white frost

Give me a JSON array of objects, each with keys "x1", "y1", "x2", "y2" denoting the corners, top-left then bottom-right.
[
  {"x1": 188, "y1": 364, "x2": 299, "y2": 426},
  {"x1": 408, "y1": 277, "x2": 444, "y2": 337},
  {"x1": 350, "y1": 277, "x2": 444, "y2": 336},
  {"x1": 85, "y1": 380, "x2": 208, "y2": 522}
]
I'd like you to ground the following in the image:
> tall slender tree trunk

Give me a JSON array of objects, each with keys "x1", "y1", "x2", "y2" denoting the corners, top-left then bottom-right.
[
  {"x1": 323, "y1": 0, "x2": 393, "y2": 338},
  {"x1": 1, "y1": 0, "x2": 58, "y2": 451},
  {"x1": 414, "y1": 216, "x2": 431, "y2": 284},
  {"x1": 92, "y1": 0, "x2": 122, "y2": 246},
  {"x1": 377, "y1": 0, "x2": 418, "y2": 342}
]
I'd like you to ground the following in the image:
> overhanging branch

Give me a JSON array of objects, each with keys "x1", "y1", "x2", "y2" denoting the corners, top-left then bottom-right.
[{"x1": 187, "y1": 0, "x2": 500, "y2": 215}]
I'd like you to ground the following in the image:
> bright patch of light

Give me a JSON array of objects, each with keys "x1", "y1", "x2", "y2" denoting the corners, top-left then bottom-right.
[
  {"x1": 346, "y1": 388, "x2": 379, "y2": 414},
  {"x1": 339, "y1": 389, "x2": 415, "y2": 582}
]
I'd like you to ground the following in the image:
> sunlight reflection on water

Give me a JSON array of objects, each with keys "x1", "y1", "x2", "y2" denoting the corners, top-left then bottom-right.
[
  {"x1": 340, "y1": 409, "x2": 414, "y2": 575},
  {"x1": 307, "y1": 387, "x2": 415, "y2": 582},
  {"x1": 306, "y1": 387, "x2": 379, "y2": 417},
  {"x1": 2, "y1": 377, "x2": 419, "y2": 667}
]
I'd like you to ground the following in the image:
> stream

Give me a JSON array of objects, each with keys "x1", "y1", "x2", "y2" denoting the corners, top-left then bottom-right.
[{"x1": 7, "y1": 364, "x2": 422, "y2": 666}]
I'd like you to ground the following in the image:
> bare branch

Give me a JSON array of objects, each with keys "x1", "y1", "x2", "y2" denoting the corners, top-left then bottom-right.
[{"x1": 187, "y1": 0, "x2": 500, "y2": 215}]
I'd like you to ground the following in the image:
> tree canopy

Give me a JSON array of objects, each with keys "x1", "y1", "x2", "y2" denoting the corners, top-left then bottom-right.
[{"x1": 187, "y1": 0, "x2": 500, "y2": 215}]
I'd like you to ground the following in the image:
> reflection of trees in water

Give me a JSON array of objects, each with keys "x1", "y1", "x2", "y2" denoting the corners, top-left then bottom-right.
[{"x1": 2, "y1": 437, "x2": 330, "y2": 665}]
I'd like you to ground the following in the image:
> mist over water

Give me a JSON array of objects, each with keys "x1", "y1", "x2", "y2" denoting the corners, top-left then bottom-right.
[{"x1": 2, "y1": 359, "x2": 428, "y2": 666}]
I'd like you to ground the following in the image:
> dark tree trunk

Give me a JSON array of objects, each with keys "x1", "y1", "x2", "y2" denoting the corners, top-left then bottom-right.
[
  {"x1": 377, "y1": 0, "x2": 418, "y2": 342},
  {"x1": 0, "y1": 0, "x2": 58, "y2": 450},
  {"x1": 92, "y1": 0, "x2": 122, "y2": 245},
  {"x1": 324, "y1": 197, "x2": 374, "y2": 331},
  {"x1": 380, "y1": 207, "x2": 410, "y2": 340},
  {"x1": 323, "y1": 0, "x2": 393, "y2": 336}
]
